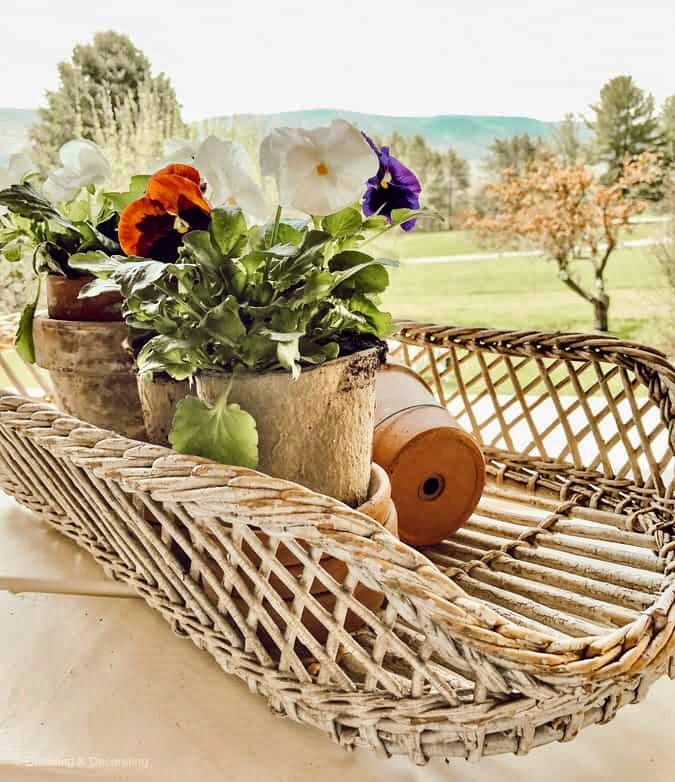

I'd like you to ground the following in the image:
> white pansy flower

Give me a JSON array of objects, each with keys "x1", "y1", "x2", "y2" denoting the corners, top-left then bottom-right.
[
  {"x1": 259, "y1": 120, "x2": 377, "y2": 216},
  {"x1": 43, "y1": 140, "x2": 111, "y2": 203},
  {"x1": 194, "y1": 136, "x2": 269, "y2": 220},
  {"x1": 156, "y1": 138, "x2": 199, "y2": 169},
  {"x1": 0, "y1": 152, "x2": 37, "y2": 190}
]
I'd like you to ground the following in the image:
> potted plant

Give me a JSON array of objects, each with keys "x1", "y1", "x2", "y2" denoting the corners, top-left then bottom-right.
[
  {"x1": 80, "y1": 122, "x2": 434, "y2": 506},
  {"x1": 0, "y1": 140, "x2": 149, "y2": 437}
]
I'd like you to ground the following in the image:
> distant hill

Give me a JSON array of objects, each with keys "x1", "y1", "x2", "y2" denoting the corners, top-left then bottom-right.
[
  {"x1": 0, "y1": 106, "x2": 559, "y2": 167},
  {"x1": 0, "y1": 108, "x2": 37, "y2": 165},
  {"x1": 202, "y1": 109, "x2": 560, "y2": 162}
]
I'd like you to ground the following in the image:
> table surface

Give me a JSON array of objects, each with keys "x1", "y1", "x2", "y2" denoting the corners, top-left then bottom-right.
[{"x1": 2, "y1": 492, "x2": 675, "y2": 782}]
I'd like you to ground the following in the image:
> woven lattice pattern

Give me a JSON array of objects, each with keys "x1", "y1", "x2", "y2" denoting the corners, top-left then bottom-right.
[{"x1": 1, "y1": 315, "x2": 674, "y2": 763}]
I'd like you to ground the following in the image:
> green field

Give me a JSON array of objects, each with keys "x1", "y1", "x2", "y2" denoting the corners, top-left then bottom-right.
[
  {"x1": 380, "y1": 230, "x2": 673, "y2": 355},
  {"x1": 373, "y1": 221, "x2": 665, "y2": 260}
]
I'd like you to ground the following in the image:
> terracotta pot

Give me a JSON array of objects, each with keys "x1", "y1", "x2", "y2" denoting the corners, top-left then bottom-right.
[
  {"x1": 373, "y1": 362, "x2": 485, "y2": 547},
  {"x1": 33, "y1": 315, "x2": 146, "y2": 440},
  {"x1": 195, "y1": 348, "x2": 382, "y2": 507},
  {"x1": 46, "y1": 274, "x2": 122, "y2": 322},
  {"x1": 137, "y1": 374, "x2": 191, "y2": 446},
  {"x1": 198, "y1": 464, "x2": 396, "y2": 645}
]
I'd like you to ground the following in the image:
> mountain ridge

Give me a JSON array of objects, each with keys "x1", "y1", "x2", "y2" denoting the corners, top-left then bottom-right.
[{"x1": 0, "y1": 107, "x2": 559, "y2": 165}]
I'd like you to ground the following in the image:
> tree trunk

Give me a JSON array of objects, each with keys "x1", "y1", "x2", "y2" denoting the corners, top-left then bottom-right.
[{"x1": 593, "y1": 295, "x2": 610, "y2": 331}]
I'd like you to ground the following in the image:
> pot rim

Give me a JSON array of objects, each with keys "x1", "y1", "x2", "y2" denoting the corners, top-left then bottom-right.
[{"x1": 195, "y1": 346, "x2": 382, "y2": 379}]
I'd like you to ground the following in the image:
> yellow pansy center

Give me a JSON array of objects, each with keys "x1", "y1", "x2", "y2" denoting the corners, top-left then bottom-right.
[
  {"x1": 227, "y1": 196, "x2": 237, "y2": 205},
  {"x1": 380, "y1": 172, "x2": 391, "y2": 189},
  {"x1": 173, "y1": 215, "x2": 190, "y2": 234},
  {"x1": 315, "y1": 162, "x2": 329, "y2": 177}
]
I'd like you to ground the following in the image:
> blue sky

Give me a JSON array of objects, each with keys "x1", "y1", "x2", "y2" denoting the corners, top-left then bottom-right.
[{"x1": 0, "y1": 0, "x2": 672, "y2": 120}]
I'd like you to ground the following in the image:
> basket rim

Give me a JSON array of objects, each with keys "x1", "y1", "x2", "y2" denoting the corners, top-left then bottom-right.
[{"x1": 1, "y1": 387, "x2": 674, "y2": 683}]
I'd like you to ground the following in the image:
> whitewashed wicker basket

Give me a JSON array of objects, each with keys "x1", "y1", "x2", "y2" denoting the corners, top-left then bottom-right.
[{"x1": 0, "y1": 313, "x2": 674, "y2": 764}]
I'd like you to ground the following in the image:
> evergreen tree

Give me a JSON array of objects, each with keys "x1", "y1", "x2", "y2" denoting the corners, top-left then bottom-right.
[
  {"x1": 482, "y1": 133, "x2": 547, "y2": 179},
  {"x1": 30, "y1": 31, "x2": 186, "y2": 168},
  {"x1": 660, "y1": 95, "x2": 675, "y2": 169},
  {"x1": 553, "y1": 113, "x2": 585, "y2": 166},
  {"x1": 587, "y1": 75, "x2": 662, "y2": 185}
]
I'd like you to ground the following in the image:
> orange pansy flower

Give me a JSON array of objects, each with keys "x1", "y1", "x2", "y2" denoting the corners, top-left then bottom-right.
[{"x1": 118, "y1": 164, "x2": 212, "y2": 260}]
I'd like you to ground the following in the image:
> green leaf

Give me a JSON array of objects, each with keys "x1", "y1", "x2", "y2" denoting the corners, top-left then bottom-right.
[
  {"x1": 68, "y1": 250, "x2": 122, "y2": 277},
  {"x1": 329, "y1": 250, "x2": 392, "y2": 295},
  {"x1": 322, "y1": 207, "x2": 362, "y2": 239},
  {"x1": 389, "y1": 207, "x2": 441, "y2": 229},
  {"x1": 78, "y1": 277, "x2": 121, "y2": 299},
  {"x1": 0, "y1": 184, "x2": 75, "y2": 230},
  {"x1": 74, "y1": 221, "x2": 120, "y2": 254},
  {"x1": 15, "y1": 279, "x2": 41, "y2": 364},
  {"x1": 349, "y1": 293, "x2": 394, "y2": 338},
  {"x1": 115, "y1": 259, "x2": 168, "y2": 299},
  {"x1": 136, "y1": 335, "x2": 197, "y2": 380},
  {"x1": 169, "y1": 394, "x2": 259, "y2": 469},
  {"x1": 362, "y1": 215, "x2": 389, "y2": 231},
  {"x1": 199, "y1": 296, "x2": 245, "y2": 345},
  {"x1": 298, "y1": 269, "x2": 334, "y2": 303},
  {"x1": 104, "y1": 175, "x2": 149, "y2": 212},
  {"x1": 180, "y1": 230, "x2": 222, "y2": 270},
  {"x1": 209, "y1": 207, "x2": 248, "y2": 257}
]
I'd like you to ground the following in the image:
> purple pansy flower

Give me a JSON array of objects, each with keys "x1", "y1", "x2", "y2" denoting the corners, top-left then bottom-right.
[{"x1": 362, "y1": 133, "x2": 421, "y2": 231}]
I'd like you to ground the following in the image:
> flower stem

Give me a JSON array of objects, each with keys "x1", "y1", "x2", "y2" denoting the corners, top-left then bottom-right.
[{"x1": 270, "y1": 205, "x2": 283, "y2": 246}]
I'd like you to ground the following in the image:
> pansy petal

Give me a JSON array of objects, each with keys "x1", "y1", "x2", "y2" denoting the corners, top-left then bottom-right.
[
  {"x1": 388, "y1": 155, "x2": 422, "y2": 194},
  {"x1": 147, "y1": 172, "x2": 211, "y2": 215},
  {"x1": 152, "y1": 164, "x2": 202, "y2": 186},
  {"x1": 363, "y1": 184, "x2": 420, "y2": 230},
  {"x1": 118, "y1": 196, "x2": 172, "y2": 256},
  {"x1": 7, "y1": 152, "x2": 36, "y2": 183}
]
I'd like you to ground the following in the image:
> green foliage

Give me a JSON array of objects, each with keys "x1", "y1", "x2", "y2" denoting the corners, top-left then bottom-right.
[
  {"x1": 587, "y1": 76, "x2": 662, "y2": 186},
  {"x1": 88, "y1": 206, "x2": 409, "y2": 380},
  {"x1": 378, "y1": 132, "x2": 470, "y2": 229},
  {"x1": 0, "y1": 183, "x2": 119, "y2": 277},
  {"x1": 169, "y1": 393, "x2": 259, "y2": 469},
  {"x1": 29, "y1": 31, "x2": 187, "y2": 171},
  {"x1": 483, "y1": 133, "x2": 548, "y2": 179},
  {"x1": 553, "y1": 113, "x2": 585, "y2": 166},
  {"x1": 14, "y1": 279, "x2": 40, "y2": 363},
  {"x1": 660, "y1": 95, "x2": 675, "y2": 170}
]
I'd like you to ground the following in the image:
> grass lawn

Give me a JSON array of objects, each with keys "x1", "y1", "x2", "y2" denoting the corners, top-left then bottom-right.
[
  {"x1": 382, "y1": 244, "x2": 674, "y2": 355},
  {"x1": 373, "y1": 221, "x2": 667, "y2": 260}
]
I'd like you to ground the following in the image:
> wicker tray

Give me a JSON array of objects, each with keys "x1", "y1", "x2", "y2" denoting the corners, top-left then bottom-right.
[{"x1": 1, "y1": 315, "x2": 674, "y2": 764}]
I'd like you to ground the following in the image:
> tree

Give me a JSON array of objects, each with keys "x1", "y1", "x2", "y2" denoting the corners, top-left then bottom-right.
[
  {"x1": 587, "y1": 76, "x2": 662, "y2": 185},
  {"x1": 382, "y1": 132, "x2": 470, "y2": 228},
  {"x1": 30, "y1": 31, "x2": 186, "y2": 168},
  {"x1": 483, "y1": 133, "x2": 547, "y2": 179},
  {"x1": 465, "y1": 152, "x2": 661, "y2": 331},
  {"x1": 553, "y1": 113, "x2": 585, "y2": 166},
  {"x1": 660, "y1": 95, "x2": 675, "y2": 169}
]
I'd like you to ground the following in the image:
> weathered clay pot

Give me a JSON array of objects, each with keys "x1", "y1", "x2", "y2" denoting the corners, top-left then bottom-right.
[
  {"x1": 195, "y1": 349, "x2": 382, "y2": 507},
  {"x1": 46, "y1": 274, "x2": 122, "y2": 322},
  {"x1": 373, "y1": 362, "x2": 485, "y2": 547},
  {"x1": 198, "y1": 464, "x2": 396, "y2": 646},
  {"x1": 33, "y1": 315, "x2": 146, "y2": 439},
  {"x1": 137, "y1": 374, "x2": 191, "y2": 446}
]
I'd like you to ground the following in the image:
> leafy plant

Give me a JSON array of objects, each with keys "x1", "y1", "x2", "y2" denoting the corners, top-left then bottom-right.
[
  {"x1": 169, "y1": 391, "x2": 259, "y2": 469},
  {"x1": 0, "y1": 182, "x2": 123, "y2": 359},
  {"x1": 77, "y1": 204, "x2": 427, "y2": 380}
]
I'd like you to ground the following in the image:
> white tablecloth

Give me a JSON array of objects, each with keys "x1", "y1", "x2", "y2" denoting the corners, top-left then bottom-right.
[{"x1": 2, "y1": 492, "x2": 675, "y2": 781}]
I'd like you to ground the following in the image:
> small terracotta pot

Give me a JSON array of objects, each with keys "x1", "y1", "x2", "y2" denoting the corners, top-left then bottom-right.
[
  {"x1": 46, "y1": 275, "x2": 122, "y2": 322},
  {"x1": 198, "y1": 464, "x2": 396, "y2": 647},
  {"x1": 33, "y1": 315, "x2": 146, "y2": 440},
  {"x1": 195, "y1": 348, "x2": 382, "y2": 507},
  {"x1": 373, "y1": 362, "x2": 485, "y2": 547},
  {"x1": 137, "y1": 374, "x2": 191, "y2": 446}
]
